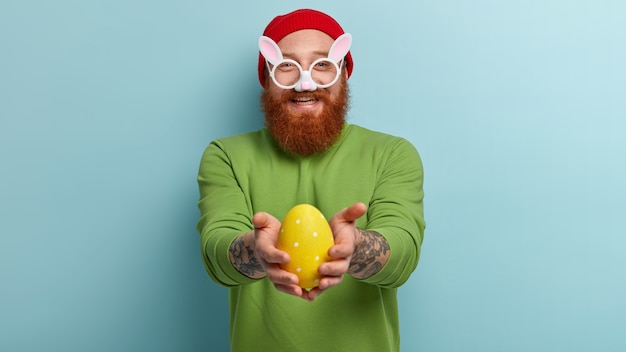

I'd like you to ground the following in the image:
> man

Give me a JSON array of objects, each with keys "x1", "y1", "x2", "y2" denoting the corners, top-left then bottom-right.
[{"x1": 197, "y1": 8, "x2": 425, "y2": 352}]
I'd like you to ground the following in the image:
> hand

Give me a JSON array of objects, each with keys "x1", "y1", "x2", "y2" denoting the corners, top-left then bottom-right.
[
  {"x1": 251, "y1": 212, "x2": 311, "y2": 300},
  {"x1": 307, "y1": 202, "x2": 367, "y2": 300}
]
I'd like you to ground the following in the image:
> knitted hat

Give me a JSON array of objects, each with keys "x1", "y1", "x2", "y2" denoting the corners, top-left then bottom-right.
[{"x1": 257, "y1": 9, "x2": 354, "y2": 87}]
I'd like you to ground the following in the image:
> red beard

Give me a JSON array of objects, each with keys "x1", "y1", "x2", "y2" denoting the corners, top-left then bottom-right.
[{"x1": 261, "y1": 81, "x2": 350, "y2": 157}]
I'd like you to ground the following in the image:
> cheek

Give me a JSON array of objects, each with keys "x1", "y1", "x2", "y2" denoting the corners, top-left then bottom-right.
[
  {"x1": 266, "y1": 84, "x2": 284, "y2": 102},
  {"x1": 327, "y1": 81, "x2": 345, "y2": 100}
]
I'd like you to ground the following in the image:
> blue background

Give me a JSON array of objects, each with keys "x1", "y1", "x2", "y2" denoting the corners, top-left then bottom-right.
[{"x1": 1, "y1": 1, "x2": 624, "y2": 351}]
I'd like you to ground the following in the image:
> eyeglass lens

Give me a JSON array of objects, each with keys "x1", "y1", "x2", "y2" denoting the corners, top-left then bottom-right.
[{"x1": 273, "y1": 59, "x2": 338, "y2": 87}]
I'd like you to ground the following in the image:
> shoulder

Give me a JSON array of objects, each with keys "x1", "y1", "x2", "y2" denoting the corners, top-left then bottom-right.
[
  {"x1": 211, "y1": 129, "x2": 268, "y2": 148},
  {"x1": 198, "y1": 129, "x2": 276, "y2": 170},
  {"x1": 344, "y1": 124, "x2": 419, "y2": 155},
  {"x1": 203, "y1": 128, "x2": 276, "y2": 156}
]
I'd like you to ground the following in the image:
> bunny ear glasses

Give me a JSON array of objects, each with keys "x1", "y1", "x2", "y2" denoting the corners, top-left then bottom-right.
[{"x1": 259, "y1": 33, "x2": 352, "y2": 92}]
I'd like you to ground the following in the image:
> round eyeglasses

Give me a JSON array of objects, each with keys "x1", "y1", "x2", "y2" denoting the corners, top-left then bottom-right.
[
  {"x1": 259, "y1": 33, "x2": 352, "y2": 92},
  {"x1": 268, "y1": 58, "x2": 344, "y2": 91}
]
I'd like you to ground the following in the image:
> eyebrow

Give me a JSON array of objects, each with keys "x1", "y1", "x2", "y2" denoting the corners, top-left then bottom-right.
[{"x1": 282, "y1": 50, "x2": 329, "y2": 59}]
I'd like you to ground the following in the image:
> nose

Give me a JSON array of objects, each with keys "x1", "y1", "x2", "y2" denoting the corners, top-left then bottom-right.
[{"x1": 295, "y1": 71, "x2": 317, "y2": 92}]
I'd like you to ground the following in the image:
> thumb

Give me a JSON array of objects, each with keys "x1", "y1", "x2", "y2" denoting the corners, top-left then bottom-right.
[
  {"x1": 253, "y1": 212, "x2": 272, "y2": 230},
  {"x1": 253, "y1": 212, "x2": 281, "y2": 237},
  {"x1": 337, "y1": 202, "x2": 367, "y2": 223}
]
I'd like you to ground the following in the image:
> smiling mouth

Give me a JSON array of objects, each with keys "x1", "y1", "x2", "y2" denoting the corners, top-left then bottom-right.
[{"x1": 291, "y1": 96, "x2": 319, "y2": 105}]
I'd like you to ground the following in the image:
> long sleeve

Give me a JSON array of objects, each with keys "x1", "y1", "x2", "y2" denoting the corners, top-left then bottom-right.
[
  {"x1": 196, "y1": 141, "x2": 257, "y2": 287},
  {"x1": 362, "y1": 137, "x2": 426, "y2": 288}
]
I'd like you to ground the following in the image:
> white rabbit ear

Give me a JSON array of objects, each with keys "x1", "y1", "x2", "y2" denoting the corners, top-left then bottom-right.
[
  {"x1": 259, "y1": 36, "x2": 283, "y2": 64},
  {"x1": 328, "y1": 33, "x2": 352, "y2": 62}
]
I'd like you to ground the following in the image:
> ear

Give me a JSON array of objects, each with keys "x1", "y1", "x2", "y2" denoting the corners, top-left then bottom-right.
[
  {"x1": 259, "y1": 36, "x2": 283, "y2": 65},
  {"x1": 328, "y1": 33, "x2": 352, "y2": 62}
]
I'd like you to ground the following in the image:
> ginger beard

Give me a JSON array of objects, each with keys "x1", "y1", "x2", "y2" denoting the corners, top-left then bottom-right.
[{"x1": 262, "y1": 77, "x2": 350, "y2": 157}]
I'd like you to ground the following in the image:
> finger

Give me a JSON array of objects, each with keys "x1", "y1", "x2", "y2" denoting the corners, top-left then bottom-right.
[
  {"x1": 335, "y1": 202, "x2": 367, "y2": 223},
  {"x1": 266, "y1": 265, "x2": 299, "y2": 285},
  {"x1": 257, "y1": 244, "x2": 290, "y2": 264},
  {"x1": 253, "y1": 211, "x2": 276, "y2": 231},
  {"x1": 274, "y1": 283, "x2": 304, "y2": 298},
  {"x1": 306, "y1": 287, "x2": 326, "y2": 301},
  {"x1": 317, "y1": 275, "x2": 344, "y2": 290},
  {"x1": 253, "y1": 211, "x2": 289, "y2": 263},
  {"x1": 254, "y1": 228, "x2": 291, "y2": 265},
  {"x1": 318, "y1": 259, "x2": 350, "y2": 276},
  {"x1": 327, "y1": 240, "x2": 355, "y2": 258}
]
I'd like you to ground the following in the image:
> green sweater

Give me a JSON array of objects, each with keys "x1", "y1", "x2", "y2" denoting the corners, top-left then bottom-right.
[{"x1": 197, "y1": 124, "x2": 425, "y2": 352}]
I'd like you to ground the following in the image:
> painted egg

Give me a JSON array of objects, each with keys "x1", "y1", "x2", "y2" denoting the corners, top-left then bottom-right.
[{"x1": 276, "y1": 204, "x2": 335, "y2": 289}]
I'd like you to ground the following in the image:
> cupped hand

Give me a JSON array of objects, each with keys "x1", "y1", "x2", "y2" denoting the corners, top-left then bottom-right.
[
  {"x1": 307, "y1": 202, "x2": 367, "y2": 300},
  {"x1": 252, "y1": 212, "x2": 310, "y2": 300}
]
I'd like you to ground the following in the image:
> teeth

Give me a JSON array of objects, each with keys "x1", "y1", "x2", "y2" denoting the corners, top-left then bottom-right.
[{"x1": 293, "y1": 97, "x2": 317, "y2": 104}]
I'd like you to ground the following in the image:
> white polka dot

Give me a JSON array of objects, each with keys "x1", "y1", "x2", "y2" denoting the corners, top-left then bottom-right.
[
  {"x1": 294, "y1": 242, "x2": 299, "y2": 247},
  {"x1": 296, "y1": 268, "x2": 301, "y2": 272},
  {"x1": 280, "y1": 228, "x2": 284, "y2": 233},
  {"x1": 296, "y1": 219, "x2": 301, "y2": 224},
  {"x1": 313, "y1": 232, "x2": 318, "y2": 237},
  {"x1": 315, "y1": 256, "x2": 320, "y2": 261}
]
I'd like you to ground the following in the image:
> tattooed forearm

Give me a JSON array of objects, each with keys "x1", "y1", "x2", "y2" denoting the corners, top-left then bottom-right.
[
  {"x1": 349, "y1": 230, "x2": 390, "y2": 279},
  {"x1": 230, "y1": 235, "x2": 265, "y2": 279}
]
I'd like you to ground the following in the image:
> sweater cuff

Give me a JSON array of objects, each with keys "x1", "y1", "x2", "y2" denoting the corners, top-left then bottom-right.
[
  {"x1": 358, "y1": 228, "x2": 418, "y2": 287},
  {"x1": 209, "y1": 232, "x2": 262, "y2": 286}
]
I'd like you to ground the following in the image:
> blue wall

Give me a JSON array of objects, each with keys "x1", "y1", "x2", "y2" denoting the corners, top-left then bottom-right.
[{"x1": 1, "y1": 1, "x2": 624, "y2": 351}]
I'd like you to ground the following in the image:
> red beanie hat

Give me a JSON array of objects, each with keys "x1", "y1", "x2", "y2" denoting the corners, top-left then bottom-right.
[{"x1": 257, "y1": 9, "x2": 354, "y2": 87}]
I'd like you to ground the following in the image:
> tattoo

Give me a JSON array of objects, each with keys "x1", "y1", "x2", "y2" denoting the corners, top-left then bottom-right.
[
  {"x1": 230, "y1": 236, "x2": 264, "y2": 278},
  {"x1": 349, "y1": 230, "x2": 390, "y2": 279}
]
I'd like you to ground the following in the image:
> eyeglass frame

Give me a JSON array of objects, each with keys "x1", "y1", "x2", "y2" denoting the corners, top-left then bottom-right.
[
  {"x1": 259, "y1": 33, "x2": 352, "y2": 92},
  {"x1": 265, "y1": 57, "x2": 345, "y2": 91}
]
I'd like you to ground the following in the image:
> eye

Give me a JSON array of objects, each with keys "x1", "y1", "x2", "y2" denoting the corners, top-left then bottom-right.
[
  {"x1": 277, "y1": 62, "x2": 297, "y2": 72},
  {"x1": 313, "y1": 61, "x2": 333, "y2": 71}
]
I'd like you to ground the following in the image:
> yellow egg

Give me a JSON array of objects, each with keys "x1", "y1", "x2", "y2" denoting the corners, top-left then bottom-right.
[{"x1": 276, "y1": 204, "x2": 335, "y2": 289}]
